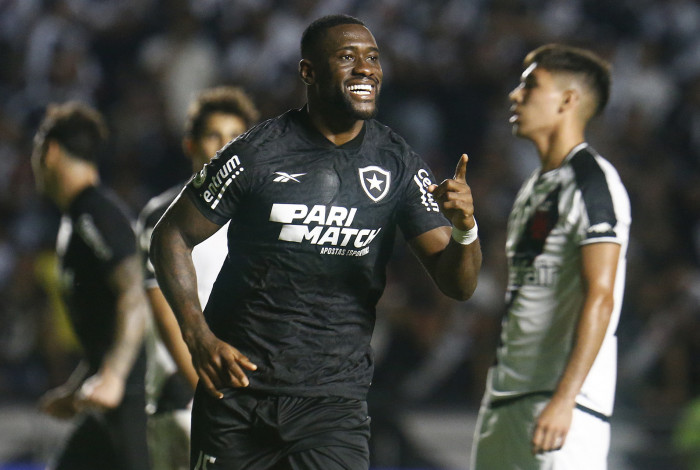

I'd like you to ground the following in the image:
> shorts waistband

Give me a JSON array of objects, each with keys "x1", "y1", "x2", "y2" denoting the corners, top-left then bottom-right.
[{"x1": 489, "y1": 391, "x2": 611, "y2": 423}]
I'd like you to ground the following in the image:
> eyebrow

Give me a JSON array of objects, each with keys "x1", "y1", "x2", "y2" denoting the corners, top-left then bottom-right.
[{"x1": 333, "y1": 44, "x2": 379, "y2": 53}]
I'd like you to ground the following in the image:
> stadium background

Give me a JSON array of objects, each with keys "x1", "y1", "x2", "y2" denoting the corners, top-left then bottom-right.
[{"x1": 0, "y1": 0, "x2": 698, "y2": 469}]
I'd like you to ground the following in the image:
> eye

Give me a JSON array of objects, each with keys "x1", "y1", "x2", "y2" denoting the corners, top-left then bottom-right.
[{"x1": 202, "y1": 132, "x2": 221, "y2": 141}]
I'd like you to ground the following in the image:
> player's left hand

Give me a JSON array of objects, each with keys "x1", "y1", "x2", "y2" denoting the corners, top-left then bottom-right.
[
  {"x1": 531, "y1": 396, "x2": 574, "y2": 454},
  {"x1": 75, "y1": 369, "x2": 125, "y2": 412},
  {"x1": 428, "y1": 154, "x2": 475, "y2": 231}
]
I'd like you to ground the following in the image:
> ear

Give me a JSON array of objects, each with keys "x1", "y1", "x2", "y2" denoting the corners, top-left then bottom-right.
[
  {"x1": 182, "y1": 136, "x2": 194, "y2": 159},
  {"x1": 43, "y1": 139, "x2": 63, "y2": 168},
  {"x1": 560, "y1": 88, "x2": 580, "y2": 113},
  {"x1": 299, "y1": 59, "x2": 315, "y2": 86}
]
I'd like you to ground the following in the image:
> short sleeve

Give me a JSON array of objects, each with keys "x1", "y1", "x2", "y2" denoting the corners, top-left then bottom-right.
[
  {"x1": 570, "y1": 152, "x2": 631, "y2": 247},
  {"x1": 184, "y1": 140, "x2": 256, "y2": 225},
  {"x1": 78, "y1": 196, "x2": 137, "y2": 272},
  {"x1": 397, "y1": 152, "x2": 451, "y2": 240}
]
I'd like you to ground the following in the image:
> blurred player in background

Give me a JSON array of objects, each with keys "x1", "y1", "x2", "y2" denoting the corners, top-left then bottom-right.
[
  {"x1": 136, "y1": 86, "x2": 259, "y2": 470},
  {"x1": 150, "y1": 14, "x2": 481, "y2": 470},
  {"x1": 32, "y1": 102, "x2": 150, "y2": 470},
  {"x1": 471, "y1": 44, "x2": 631, "y2": 469}
]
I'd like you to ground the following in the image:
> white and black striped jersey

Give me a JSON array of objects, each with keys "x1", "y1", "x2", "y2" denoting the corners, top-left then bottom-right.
[
  {"x1": 137, "y1": 183, "x2": 229, "y2": 413},
  {"x1": 487, "y1": 143, "x2": 631, "y2": 417},
  {"x1": 184, "y1": 107, "x2": 450, "y2": 400}
]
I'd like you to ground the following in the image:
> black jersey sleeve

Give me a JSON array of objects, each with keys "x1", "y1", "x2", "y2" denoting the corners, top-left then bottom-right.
[
  {"x1": 76, "y1": 189, "x2": 137, "y2": 272},
  {"x1": 183, "y1": 140, "x2": 256, "y2": 225},
  {"x1": 396, "y1": 152, "x2": 451, "y2": 240}
]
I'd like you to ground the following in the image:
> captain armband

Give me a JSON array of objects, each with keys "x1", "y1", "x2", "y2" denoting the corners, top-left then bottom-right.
[{"x1": 451, "y1": 219, "x2": 478, "y2": 245}]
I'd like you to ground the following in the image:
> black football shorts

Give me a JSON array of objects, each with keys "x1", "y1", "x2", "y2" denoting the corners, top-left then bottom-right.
[{"x1": 190, "y1": 386, "x2": 371, "y2": 470}]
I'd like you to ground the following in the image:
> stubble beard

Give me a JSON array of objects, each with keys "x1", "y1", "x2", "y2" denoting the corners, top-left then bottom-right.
[{"x1": 336, "y1": 88, "x2": 379, "y2": 121}]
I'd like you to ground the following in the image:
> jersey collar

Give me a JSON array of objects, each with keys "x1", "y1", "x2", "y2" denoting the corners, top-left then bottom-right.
[{"x1": 295, "y1": 106, "x2": 366, "y2": 151}]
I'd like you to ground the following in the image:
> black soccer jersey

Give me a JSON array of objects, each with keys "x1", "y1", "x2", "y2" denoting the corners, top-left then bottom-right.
[
  {"x1": 57, "y1": 185, "x2": 144, "y2": 384},
  {"x1": 184, "y1": 107, "x2": 450, "y2": 399}
]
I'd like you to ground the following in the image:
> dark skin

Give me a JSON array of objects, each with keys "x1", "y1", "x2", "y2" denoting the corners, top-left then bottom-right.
[{"x1": 150, "y1": 23, "x2": 481, "y2": 398}]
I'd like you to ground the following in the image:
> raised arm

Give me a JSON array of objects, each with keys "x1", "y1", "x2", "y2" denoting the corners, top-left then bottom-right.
[
  {"x1": 150, "y1": 193, "x2": 257, "y2": 398},
  {"x1": 409, "y1": 154, "x2": 482, "y2": 300},
  {"x1": 77, "y1": 255, "x2": 149, "y2": 410},
  {"x1": 531, "y1": 241, "x2": 621, "y2": 454}
]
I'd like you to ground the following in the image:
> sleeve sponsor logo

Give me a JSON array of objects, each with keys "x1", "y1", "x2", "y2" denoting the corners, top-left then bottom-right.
[
  {"x1": 192, "y1": 166, "x2": 207, "y2": 188},
  {"x1": 195, "y1": 155, "x2": 244, "y2": 209},
  {"x1": 359, "y1": 166, "x2": 391, "y2": 202},
  {"x1": 269, "y1": 203, "x2": 380, "y2": 256},
  {"x1": 586, "y1": 222, "x2": 616, "y2": 238},
  {"x1": 413, "y1": 169, "x2": 440, "y2": 212}
]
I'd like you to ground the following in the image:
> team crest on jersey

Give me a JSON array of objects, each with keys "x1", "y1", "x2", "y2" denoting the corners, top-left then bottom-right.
[{"x1": 358, "y1": 166, "x2": 391, "y2": 202}]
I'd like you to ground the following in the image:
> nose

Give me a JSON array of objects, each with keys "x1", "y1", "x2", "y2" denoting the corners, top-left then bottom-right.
[
  {"x1": 354, "y1": 58, "x2": 377, "y2": 78},
  {"x1": 509, "y1": 85, "x2": 522, "y2": 103}
]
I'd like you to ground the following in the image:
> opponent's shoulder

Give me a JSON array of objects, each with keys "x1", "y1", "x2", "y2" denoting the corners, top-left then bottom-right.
[
  {"x1": 568, "y1": 145, "x2": 624, "y2": 189},
  {"x1": 568, "y1": 145, "x2": 630, "y2": 232},
  {"x1": 136, "y1": 184, "x2": 183, "y2": 233}
]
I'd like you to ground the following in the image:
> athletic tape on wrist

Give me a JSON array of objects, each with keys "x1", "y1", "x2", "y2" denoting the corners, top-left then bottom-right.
[{"x1": 451, "y1": 219, "x2": 478, "y2": 245}]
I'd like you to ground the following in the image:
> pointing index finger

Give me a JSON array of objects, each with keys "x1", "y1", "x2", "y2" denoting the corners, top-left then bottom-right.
[{"x1": 454, "y1": 154, "x2": 468, "y2": 183}]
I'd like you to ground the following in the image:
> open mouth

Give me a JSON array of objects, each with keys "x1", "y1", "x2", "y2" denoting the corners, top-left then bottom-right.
[
  {"x1": 348, "y1": 83, "x2": 374, "y2": 97},
  {"x1": 509, "y1": 107, "x2": 520, "y2": 123}
]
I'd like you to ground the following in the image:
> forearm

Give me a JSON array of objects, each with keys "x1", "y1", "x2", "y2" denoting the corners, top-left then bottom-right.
[
  {"x1": 552, "y1": 290, "x2": 614, "y2": 403},
  {"x1": 102, "y1": 258, "x2": 148, "y2": 380},
  {"x1": 150, "y1": 218, "x2": 208, "y2": 345},
  {"x1": 433, "y1": 237, "x2": 482, "y2": 300}
]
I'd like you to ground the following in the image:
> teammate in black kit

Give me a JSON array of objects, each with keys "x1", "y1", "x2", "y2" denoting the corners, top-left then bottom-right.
[
  {"x1": 150, "y1": 15, "x2": 482, "y2": 470},
  {"x1": 32, "y1": 102, "x2": 150, "y2": 470}
]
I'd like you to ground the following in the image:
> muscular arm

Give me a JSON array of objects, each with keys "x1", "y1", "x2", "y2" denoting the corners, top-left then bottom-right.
[
  {"x1": 409, "y1": 227, "x2": 481, "y2": 300},
  {"x1": 409, "y1": 154, "x2": 482, "y2": 300},
  {"x1": 77, "y1": 255, "x2": 149, "y2": 410},
  {"x1": 146, "y1": 286, "x2": 199, "y2": 390},
  {"x1": 150, "y1": 194, "x2": 257, "y2": 398},
  {"x1": 531, "y1": 241, "x2": 621, "y2": 454}
]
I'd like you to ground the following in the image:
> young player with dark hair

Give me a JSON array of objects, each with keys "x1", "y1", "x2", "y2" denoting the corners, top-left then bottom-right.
[
  {"x1": 136, "y1": 86, "x2": 259, "y2": 470},
  {"x1": 471, "y1": 44, "x2": 631, "y2": 469}
]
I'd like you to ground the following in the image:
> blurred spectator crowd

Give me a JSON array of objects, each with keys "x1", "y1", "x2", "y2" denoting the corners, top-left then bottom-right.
[{"x1": 1, "y1": 0, "x2": 699, "y2": 468}]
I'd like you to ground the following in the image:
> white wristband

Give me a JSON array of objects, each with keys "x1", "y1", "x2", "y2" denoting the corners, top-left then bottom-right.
[{"x1": 451, "y1": 219, "x2": 478, "y2": 245}]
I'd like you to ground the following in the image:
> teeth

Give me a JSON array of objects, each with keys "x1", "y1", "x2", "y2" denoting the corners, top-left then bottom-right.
[{"x1": 348, "y1": 84, "x2": 373, "y2": 95}]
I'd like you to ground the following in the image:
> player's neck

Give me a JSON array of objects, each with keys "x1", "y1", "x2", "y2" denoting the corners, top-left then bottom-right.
[
  {"x1": 306, "y1": 105, "x2": 365, "y2": 147},
  {"x1": 56, "y1": 162, "x2": 100, "y2": 211},
  {"x1": 533, "y1": 126, "x2": 585, "y2": 173}
]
